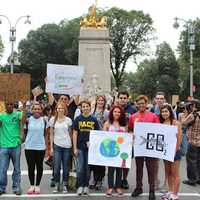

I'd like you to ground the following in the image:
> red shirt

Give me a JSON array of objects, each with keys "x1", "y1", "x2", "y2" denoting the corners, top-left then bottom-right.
[{"x1": 128, "y1": 111, "x2": 160, "y2": 131}]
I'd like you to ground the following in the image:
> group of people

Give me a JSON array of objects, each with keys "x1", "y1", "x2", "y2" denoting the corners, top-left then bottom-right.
[{"x1": 0, "y1": 90, "x2": 200, "y2": 200}]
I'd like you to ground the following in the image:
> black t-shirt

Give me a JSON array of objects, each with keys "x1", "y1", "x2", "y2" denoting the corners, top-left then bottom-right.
[{"x1": 73, "y1": 114, "x2": 99, "y2": 151}]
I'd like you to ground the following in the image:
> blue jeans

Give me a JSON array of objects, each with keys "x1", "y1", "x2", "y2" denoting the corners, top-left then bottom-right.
[
  {"x1": 0, "y1": 145, "x2": 21, "y2": 192},
  {"x1": 76, "y1": 149, "x2": 90, "y2": 187},
  {"x1": 53, "y1": 144, "x2": 71, "y2": 184}
]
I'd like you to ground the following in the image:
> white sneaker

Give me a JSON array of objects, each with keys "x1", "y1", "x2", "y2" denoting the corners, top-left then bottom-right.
[
  {"x1": 83, "y1": 187, "x2": 89, "y2": 195},
  {"x1": 62, "y1": 185, "x2": 68, "y2": 193},
  {"x1": 77, "y1": 187, "x2": 83, "y2": 196}
]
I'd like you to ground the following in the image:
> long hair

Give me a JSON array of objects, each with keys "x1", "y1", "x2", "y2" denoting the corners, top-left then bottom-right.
[
  {"x1": 108, "y1": 105, "x2": 126, "y2": 127},
  {"x1": 53, "y1": 103, "x2": 68, "y2": 127},
  {"x1": 93, "y1": 95, "x2": 106, "y2": 114},
  {"x1": 160, "y1": 104, "x2": 175, "y2": 124}
]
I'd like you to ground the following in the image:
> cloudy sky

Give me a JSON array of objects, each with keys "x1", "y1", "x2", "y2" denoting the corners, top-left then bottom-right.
[{"x1": 0, "y1": 0, "x2": 199, "y2": 71}]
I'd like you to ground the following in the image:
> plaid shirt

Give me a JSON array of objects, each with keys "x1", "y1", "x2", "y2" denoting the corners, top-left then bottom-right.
[{"x1": 183, "y1": 112, "x2": 200, "y2": 147}]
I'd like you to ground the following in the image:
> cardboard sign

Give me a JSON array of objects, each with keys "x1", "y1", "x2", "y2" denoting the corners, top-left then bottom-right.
[
  {"x1": 32, "y1": 86, "x2": 43, "y2": 97},
  {"x1": 0, "y1": 73, "x2": 30, "y2": 102},
  {"x1": 88, "y1": 130, "x2": 133, "y2": 168},
  {"x1": 134, "y1": 122, "x2": 178, "y2": 162},
  {"x1": 46, "y1": 64, "x2": 84, "y2": 95}
]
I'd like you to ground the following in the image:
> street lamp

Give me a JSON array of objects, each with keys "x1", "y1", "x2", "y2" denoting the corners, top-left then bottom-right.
[
  {"x1": 173, "y1": 17, "x2": 195, "y2": 97},
  {"x1": 0, "y1": 15, "x2": 31, "y2": 73}
]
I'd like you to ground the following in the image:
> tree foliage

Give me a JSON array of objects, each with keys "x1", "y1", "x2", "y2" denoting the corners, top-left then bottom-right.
[
  {"x1": 18, "y1": 19, "x2": 80, "y2": 87},
  {"x1": 0, "y1": 35, "x2": 4, "y2": 60},
  {"x1": 104, "y1": 7, "x2": 154, "y2": 88},
  {"x1": 178, "y1": 18, "x2": 200, "y2": 99}
]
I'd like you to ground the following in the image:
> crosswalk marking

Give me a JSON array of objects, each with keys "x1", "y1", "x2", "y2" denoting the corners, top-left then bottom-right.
[{"x1": 1, "y1": 193, "x2": 200, "y2": 198}]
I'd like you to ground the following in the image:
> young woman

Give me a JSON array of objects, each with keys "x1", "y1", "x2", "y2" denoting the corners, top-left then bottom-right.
[
  {"x1": 90, "y1": 95, "x2": 109, "y2": 190},
  {"x1": 103, "y1": 105, "x2": 128, "y2": 197},
  {"x1": 49, "y1": 103, "x2": 72, "y2": 193},
  {"x1": 24, "y1": 103, "x2": 47, "y2": 195},
  {"x1": 160, "y1": 104, "x2": 182, "y2": 200}
]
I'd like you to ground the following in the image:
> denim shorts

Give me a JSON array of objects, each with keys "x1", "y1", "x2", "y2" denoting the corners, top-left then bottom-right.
[{"x1": 174, "y1": 150, "x2": 182, "y2": 161}]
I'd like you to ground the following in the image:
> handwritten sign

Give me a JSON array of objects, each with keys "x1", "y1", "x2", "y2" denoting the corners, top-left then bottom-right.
[
  {"x1": 134, "y1": 122, "x2": 178, "y2": 162},
  {"x1": 46, "y1": 64, "x2": 84, "y2": 95},
  {"x1": 88, "y1": 130, "x2": 133, "y2": 168},
  {"x1": 0, "y1": 73, "x2": 30, "y2": 102}
]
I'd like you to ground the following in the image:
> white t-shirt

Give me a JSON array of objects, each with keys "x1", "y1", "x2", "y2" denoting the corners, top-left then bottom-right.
[{"x1": 49, "y1": 116, "x2": 72, "y2": 148}]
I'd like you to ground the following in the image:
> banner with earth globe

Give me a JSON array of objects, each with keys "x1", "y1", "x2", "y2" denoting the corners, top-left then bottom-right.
[{"x1": 88, "y1": 130, "x2": 133, "y2": 168}]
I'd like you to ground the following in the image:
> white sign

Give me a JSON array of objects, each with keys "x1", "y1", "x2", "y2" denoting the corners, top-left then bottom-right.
[
  {"x1": 88, "y1": 130, "x2": 133, "y2": 169},
  {"x1": 134, "y1": 122, "x2": 178, "y2": 162},
  {"x1": 46, "y1": 64, "x2": 84, "y2": 95}
]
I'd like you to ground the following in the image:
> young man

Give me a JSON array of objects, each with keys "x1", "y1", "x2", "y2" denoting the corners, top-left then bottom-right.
[
  {"x1": 118, "y1": 91, "x2": 137, "y2": 189},
  {"x1": 150, "y1": 92, "x2": 165, "y2": 115},
  {"x1": 129, "y1": 95, "x2": 159, "y2": 200},
  {"x1": 0, "y1": 100, "x2": 27, "y2": 195},
  {"x1": 73, "y1": 100, "x2": 99, "y2": 196}
]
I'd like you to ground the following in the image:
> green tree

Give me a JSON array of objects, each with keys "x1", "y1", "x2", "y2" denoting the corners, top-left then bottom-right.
[
  {"x1": 0, "y1": 35, "x2": 4, "y2": 60},
  {"x1": 18, "y1": 19, "x2": 80, "y2": 87},
  {"x1": 104, "y1": 7, "x2": 155, "y2": 88},
  {"x1": 178, "y1": 19, "x2": 200, "y2": 99},
  {"x1": 156, "y1": 42, "x2": 180, "y2": 101}
]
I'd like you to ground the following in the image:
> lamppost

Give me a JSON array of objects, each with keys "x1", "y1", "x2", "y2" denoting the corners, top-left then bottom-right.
[
  {"x1": 173, "y1": 17, "x2": 195, "y2": 97},
  {"x1": 0, "y1": 15, "x2": 31, "y2": 73}
]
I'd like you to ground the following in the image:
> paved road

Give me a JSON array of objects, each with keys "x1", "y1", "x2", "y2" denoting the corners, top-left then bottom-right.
[{"x1": 1, "y1": 144, "x2": 200, "y2": 199}]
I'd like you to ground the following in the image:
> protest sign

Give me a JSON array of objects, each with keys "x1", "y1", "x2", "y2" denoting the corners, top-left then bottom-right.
[
  {"x1": 0, "y1": 73, "x2": 30, "y2": 102},
  {"x1": 0, "y1": 101, "x2": 5, "y2": 112},
  {"x1": 32, "y1": 86, "x2": 43, "y2": 97},
  {"x1": 88, "y1": 130, "x2": 133, "y2": 168},
  {"x1": 134, "y1": 122, "x2": 178, "y2": 162},
  {"x1": 46, "y1": 64, "x2": 84, "y2": 95}
]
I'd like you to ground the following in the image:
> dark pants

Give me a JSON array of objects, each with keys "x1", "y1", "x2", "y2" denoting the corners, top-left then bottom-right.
[
  {"x1": 25, "y1": 150, "x2": 45, "y2": 186},
  {"x1": 186, "y1": 144, "x2": 200, "y2": 183},
  {"x1": 135, "y1": 157, "x2": 156, "y2": 192},
  {"x1": 108, "y1": 167, "x2": 122, "y2": 188},
  {"x1": 90, "y1": 165, "x2": 105, "y2": 183}
]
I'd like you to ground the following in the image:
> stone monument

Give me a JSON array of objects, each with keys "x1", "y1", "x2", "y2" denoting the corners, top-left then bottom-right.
[{"x1": 79, "y1": 1, "x2": 111, "y2": 99}]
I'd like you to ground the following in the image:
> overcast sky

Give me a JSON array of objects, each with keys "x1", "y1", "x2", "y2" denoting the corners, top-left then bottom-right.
[{"x1": 0, "y1": 0, "x2": 199, "y2": 71}]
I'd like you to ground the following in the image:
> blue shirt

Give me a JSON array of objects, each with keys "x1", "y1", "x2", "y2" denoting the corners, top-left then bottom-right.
[{"x1": 25, "y1": 116, "x2": 46, "y2": 150}]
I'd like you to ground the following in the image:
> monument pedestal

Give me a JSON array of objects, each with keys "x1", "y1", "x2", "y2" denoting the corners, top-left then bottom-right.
[{"x1": 78, "y1": 28, "x2": 111, "y2": 97}]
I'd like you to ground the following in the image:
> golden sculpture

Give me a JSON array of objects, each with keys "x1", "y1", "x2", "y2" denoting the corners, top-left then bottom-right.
[{"x1": 80, "y1": 0, "x2": 107, "y2": 28}]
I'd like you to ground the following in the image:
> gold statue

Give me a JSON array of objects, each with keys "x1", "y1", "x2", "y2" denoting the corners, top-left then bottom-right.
[{"x1": 80, "y1": 0, "x2": 107, "y2": 28}]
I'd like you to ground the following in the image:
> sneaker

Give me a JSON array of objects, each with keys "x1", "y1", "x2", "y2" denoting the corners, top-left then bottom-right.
[
  {"x1": 161, "y1": 192, "x2": 172, "y2": 199},
  {"x1": 62, "y1": 185, "x2": 68, "y2": 194},
  {"x1": 106, "y1": 188, "x2": 113, "y2": 197},
  {"x1": 0, "y1": 191, "x2": 6, "y2": 195},
  {"x1": 77, "y1": 187, "x2": 83, "y2": 196},
  {"x1": 149, "y1": 191, "x2": 156, "y2": 200},
  {"x1": 53, "y1": 184, "x2": 60, "y2": 193},
  {"x1": 34, "y1": 186, "x2": 40, "y2": 194},
  {"x1": 168, "y1": 193, "x2": 179, "y2": 200},
  {"x1": 122, "y1": 179, "x2": 129, "y2": 189},
  {"x1": 83, "y1": 187, "x2": 89, "y2": 195},
  {"x1": 116, "y1": 188, "x2": 123, "y2": 196},
  {"x1": 182, "y1": 180, "x2": 196, "y2": 186},
  {"x1": 131, "y1": 188, "x2": 143, "y2": 197},
  {"x1": 13, "y1": 188, "x2": 22, "y2": 196},
  {"x1": 27, "y1": 186, "x2": 35, "y2": 194}
]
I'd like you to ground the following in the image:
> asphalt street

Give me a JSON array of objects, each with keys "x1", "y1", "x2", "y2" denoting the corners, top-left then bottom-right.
[{"x1": 1, "y1": 144, "x2": 200, "y2": 200}]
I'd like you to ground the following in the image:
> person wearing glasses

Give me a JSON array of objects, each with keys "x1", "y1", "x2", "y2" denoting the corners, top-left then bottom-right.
[
  {"x1": 117, "y1": 91, "x2": 137, "y2": 189},
  {"x1": 0, "y1": 100, "x2": 27, "y2": 195}
]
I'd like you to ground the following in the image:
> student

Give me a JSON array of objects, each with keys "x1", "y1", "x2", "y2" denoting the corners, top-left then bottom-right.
[
  {"x1": 0, "y1": 100, "x2": 27, "y2": 195},
  {"x1": 103, "y1": 105, "x2": 128, "y2": 197},
  {"x1": 49, "y1": 103, "x2": 72, "y2": 193},
  {"x1": 129, "y1": 95, "x2": 159, "y2": 200},
  {"x1": 24, "y1": 103, "x2": 47, "y2": 194},
  {"x1": 90, "y1": 95, "x2": 109, "y2": 190},
  {"x1": 160, "y1": 104, "x2": 182, "y2": 200},
  {"x1": 117, "y1": 91, "x2": 137, "y2": 189},
  {"x1": 73, "y1": 100, "x2": 99, "y2": 196}
]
